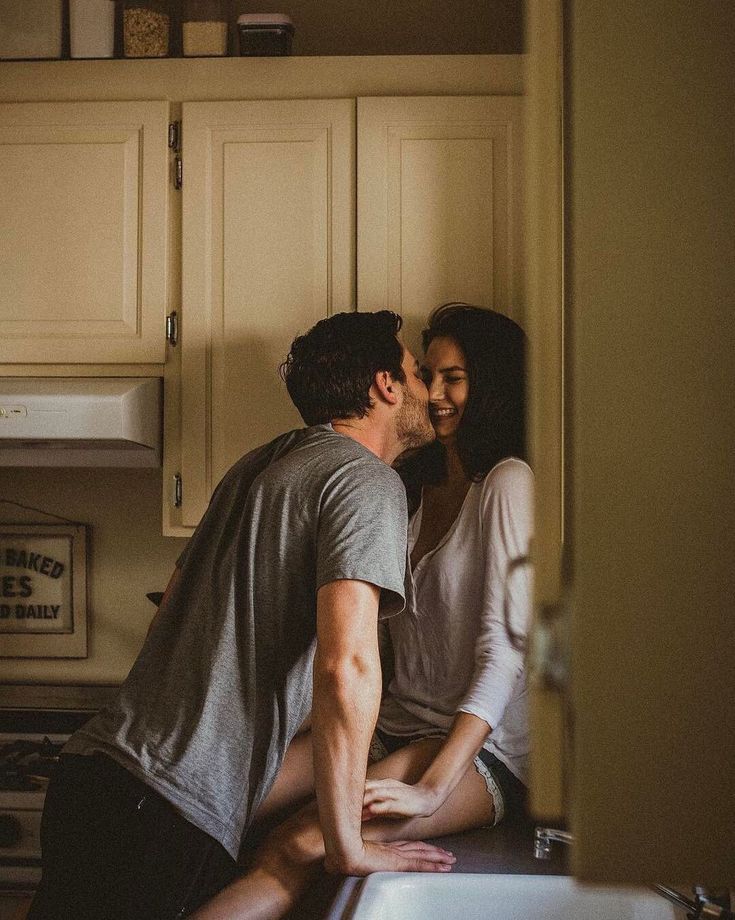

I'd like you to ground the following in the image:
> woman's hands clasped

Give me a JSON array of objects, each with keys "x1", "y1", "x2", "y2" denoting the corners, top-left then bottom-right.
[{"x1": 362, "y1": 778, "x2": 442, "y2": 820}]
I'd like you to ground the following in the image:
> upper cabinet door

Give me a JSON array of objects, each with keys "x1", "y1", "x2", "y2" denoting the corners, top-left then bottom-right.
[
  {"x1": 0, "y1": 102, "x2": 168, "y2": 364},
  {"x1": 179, "y1": 99, "x2": 355, "y2": 527},
  {"x1": 357, "y1": 95, "x2": 524, "y2": 353}
]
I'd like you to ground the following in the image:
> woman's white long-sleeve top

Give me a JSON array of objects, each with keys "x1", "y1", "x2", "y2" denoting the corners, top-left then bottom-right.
[{"x1": 378, "y1": 457, "x2": 534, "y2": 783}]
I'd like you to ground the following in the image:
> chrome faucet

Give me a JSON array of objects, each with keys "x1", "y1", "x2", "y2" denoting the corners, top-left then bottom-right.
[
  {"x1": 654, "y1": 885, "x2": 733, "y2": 920},
  {"x1": 532, "y1": 827, "x2": 732, "y2": 919},
  {"x1": 533, "y1": 826, "x2": 574, "y2": 859}
]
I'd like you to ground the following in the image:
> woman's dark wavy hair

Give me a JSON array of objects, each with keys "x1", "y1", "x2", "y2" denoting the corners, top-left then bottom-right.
[
  {"x1": 280, "y1": 310, "x2": 405, "y2": 426},
  {"x1": 399, "y1": 302, "x2": 527, "y2": 498}
]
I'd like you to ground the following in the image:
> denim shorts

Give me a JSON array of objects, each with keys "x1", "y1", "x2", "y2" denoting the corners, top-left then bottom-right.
[{"x1": 369, "y1": 728, "x2": 527, "y2": 826}]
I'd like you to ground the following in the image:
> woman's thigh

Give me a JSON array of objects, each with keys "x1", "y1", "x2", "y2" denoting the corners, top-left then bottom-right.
[
  {"x1": 252, "y1": 730, "x2": 315, "y2": 826},
  {"x1": 363, "y1": 738, "x2": 496, "y2": 841},
  {"x1": 262, "y1": 737, "x2": 495, "y2": 866}
]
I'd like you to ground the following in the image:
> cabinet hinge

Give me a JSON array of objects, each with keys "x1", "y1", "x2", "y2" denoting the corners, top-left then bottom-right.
[
  {"x1": 168, "y1": 121, "x2": 180, "y2": 151},
  {"x1": 165, "y1": 310, "x2": 178, "y2": 347},
  {"x1": 173, "y1": 473, "x2": 183, "y2": 508},
  {"x1": 169, "y1": 121, "x2": 182, "y2": 189}
]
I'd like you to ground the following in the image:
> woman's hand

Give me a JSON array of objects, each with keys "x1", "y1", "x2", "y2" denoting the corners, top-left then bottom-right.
[{"x1": 362, "y1": 778, "x2": 443, "y2": 820}]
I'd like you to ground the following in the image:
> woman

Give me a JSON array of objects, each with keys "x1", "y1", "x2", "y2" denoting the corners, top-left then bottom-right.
[{"x1": 192, "y1": 303, "x2": 533, "y2": 919}]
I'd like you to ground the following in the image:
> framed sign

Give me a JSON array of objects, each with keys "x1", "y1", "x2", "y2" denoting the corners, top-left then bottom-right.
[{"x1": 0, "y1": 524, "x2": 87, "y2": 658}]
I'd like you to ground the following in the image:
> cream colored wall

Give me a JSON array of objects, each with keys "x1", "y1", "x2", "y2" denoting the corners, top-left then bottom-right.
[
  {"x1": 1, "y1": 468, "x2": 188, "y2": 684},
  {"x1": 225, "y1": 0, "x2": 524, "y2": 56}
]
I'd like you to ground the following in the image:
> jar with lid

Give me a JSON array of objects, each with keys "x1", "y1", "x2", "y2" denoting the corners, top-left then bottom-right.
[
  {"x1": 182, "y1": 0, "x2": 228, "y2": 57},
  {"x1": 69, "y1": 0, "x2": 115, "y2": 59},
  {"x1": 123, "y1": 0, "x2": 171, "y2": 58},
  {"x1": 0, "y1": 0, "x2": 63, "y2": 60}
]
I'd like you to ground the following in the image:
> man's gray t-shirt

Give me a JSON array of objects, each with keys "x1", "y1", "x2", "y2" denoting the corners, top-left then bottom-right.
[{"x1": 65, "y1": 426, "x2": 408, "y2": 859}]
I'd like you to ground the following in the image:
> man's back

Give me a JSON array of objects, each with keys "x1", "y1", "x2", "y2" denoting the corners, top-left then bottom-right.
[{"x1": 65, "y1": 425, "x2": 408, "y2": 858}]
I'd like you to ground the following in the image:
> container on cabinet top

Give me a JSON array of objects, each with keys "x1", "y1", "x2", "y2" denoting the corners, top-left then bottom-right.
[
  {"x1": 183, "y1": 0, "x2": 228, "y2": 57},
  {"x1": 0, "y1": 0, "x2": 63, "y2": 60},
  {"x1": 237, "y1": 14, "x2": 294, "y2": 57},
  {"x1": 123, "y1": 0, "x2": 171, "y2": 58},
  {"x1": 69, "y1": 0, "x2": 115, "y2": 59}
]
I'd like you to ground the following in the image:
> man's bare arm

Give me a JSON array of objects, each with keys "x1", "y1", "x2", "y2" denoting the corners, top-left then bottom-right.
[{"x1": 312, "y1": 579, "x2": 382, "y2": 874}]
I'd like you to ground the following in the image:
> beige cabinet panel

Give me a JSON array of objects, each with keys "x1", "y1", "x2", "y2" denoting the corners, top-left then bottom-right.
[
  {"x1": 0, "y1": 101, "x2": 168, "y2": 364},
  {"x1": 357, "y1": 96, "x2": 524, "y2": 354},
  {"x1": 178, "y1": 99, "x2": 355, "y2": 526}
]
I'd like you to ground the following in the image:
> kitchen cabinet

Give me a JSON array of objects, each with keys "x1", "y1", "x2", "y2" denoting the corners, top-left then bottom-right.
[
  {"x1": 0, "y1": 56, "x2": 523, "y2": 532},
  {"x1": 0, "y1": 101, "x2": 169, "y2": 364},
  {"x1": 170, "y1": 92, "x2": 525, "y2": 529},
  {"x1": 357, "y1": 96, "x2": 525, "y2": 351},
  {"x1": 176, "y1": 98, "x2": 355, "y2": 526}
]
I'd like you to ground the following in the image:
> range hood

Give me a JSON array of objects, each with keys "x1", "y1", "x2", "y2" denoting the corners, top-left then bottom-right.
[{"x1": 0, "y1": 378, "x2": 162, "y2": 467}]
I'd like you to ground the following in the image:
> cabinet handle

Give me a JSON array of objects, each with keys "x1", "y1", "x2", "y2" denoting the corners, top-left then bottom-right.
[
  {"x1": 166, "y1": 311, "x2": 178, "y2": 347},
  {"x1": 173, "y1": 474, "x2": 182, "y2": 508},
  {"x1": 175, "y1": 156, "x2": 183, "y2": 190}
]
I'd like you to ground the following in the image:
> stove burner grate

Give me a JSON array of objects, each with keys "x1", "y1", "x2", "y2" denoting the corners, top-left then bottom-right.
[{"x1": 0, "y1": 737, "x2": 64, "y2": 793}]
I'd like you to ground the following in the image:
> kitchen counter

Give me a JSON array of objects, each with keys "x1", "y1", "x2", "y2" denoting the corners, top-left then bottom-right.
[{"x1": 289, "y1": 816, "x2": 570, "y2": 919}]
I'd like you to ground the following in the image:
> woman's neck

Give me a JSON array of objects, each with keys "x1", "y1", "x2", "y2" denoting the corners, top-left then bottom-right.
[{"x1": 441, "y1": 440, "x2": 469, "y2": 487}]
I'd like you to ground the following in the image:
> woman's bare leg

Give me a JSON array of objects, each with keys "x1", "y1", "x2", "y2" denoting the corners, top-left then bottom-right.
[
  {"x1": 251, "y1": 729, "x2": 315, "y2": 826},
  {"x1": 190, "y1": 738, "x2": 494, "y2": 920}
]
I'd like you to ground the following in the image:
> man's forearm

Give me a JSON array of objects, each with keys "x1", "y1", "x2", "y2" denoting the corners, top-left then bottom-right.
[{"x1": 312, "y1": 646, "x2": 382, "y2": 873}]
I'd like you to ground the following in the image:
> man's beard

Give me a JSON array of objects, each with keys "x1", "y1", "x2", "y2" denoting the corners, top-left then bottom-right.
[{"x1": 396, "y1": 388, "x2": 435, "y2": 451}]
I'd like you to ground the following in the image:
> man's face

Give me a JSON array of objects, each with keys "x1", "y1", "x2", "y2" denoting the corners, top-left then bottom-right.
[{"x1": 395, "y1": 345, "x2": 435, "y2": 450}]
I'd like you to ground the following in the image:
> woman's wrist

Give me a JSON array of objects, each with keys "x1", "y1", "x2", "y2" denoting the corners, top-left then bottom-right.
[{"x1": 416, "y1": 777, "x2": 450, "y2": 814}]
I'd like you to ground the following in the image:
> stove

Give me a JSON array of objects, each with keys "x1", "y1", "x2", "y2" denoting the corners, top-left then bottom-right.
[{"x1": 0, "y1": 686, "x2": 117, "y2": 894}]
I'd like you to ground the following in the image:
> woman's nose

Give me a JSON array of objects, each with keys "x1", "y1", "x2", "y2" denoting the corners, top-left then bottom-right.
[{"x1": 428, "y1": 376, "x2": 444, "y2": 400}]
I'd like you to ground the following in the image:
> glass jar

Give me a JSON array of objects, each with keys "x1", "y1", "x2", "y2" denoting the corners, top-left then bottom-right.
[
  {"x1": 182, "y1": 0, "x2": 227, "y2": 57},
  {"x1": 123, "y1": 0, "x2": 171, "y2": 58},
  {"x1": 69, "y1": 0, "x2": 115, "y2": 59},
  {"x1": 0, "y1": 0, "x2": 63, "y2": 60}
]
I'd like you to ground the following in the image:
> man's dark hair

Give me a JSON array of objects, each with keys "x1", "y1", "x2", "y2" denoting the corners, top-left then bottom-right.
[
  {"x1": 398, "y1": 302, "x2": 527, "y2": 502},
  {"x1": 280, "y1": 310, "x2": 405, "y2": 426}
]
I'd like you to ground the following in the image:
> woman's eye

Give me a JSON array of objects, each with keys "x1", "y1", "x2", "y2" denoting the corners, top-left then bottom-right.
[{"x1": 445, "y1": 376, "x2": 465, "y2": 384}]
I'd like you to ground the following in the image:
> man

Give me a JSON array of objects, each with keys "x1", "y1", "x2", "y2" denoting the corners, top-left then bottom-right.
[{"x1": 29, "y1": 310, "x2": 452, "y2": 920}]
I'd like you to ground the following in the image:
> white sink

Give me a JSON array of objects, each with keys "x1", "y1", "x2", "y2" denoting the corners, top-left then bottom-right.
[{"x1": 345, "y1": 873, "x2": 679, "y2": 920}]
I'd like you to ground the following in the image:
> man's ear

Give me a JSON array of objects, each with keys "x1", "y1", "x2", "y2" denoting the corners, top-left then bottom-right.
[{"x1": 372, "y1": 369, "x2": 400, "y2": 405}]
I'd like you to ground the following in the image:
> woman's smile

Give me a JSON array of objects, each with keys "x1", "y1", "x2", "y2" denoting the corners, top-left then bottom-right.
[{"x1": 422, "y1": 336, "x2": 469, "y2": 442}]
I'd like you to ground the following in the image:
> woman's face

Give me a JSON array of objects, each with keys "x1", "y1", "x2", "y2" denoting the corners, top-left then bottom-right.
[{"x1": 422, "y1": 336, "x2": 470, "y2": 443}]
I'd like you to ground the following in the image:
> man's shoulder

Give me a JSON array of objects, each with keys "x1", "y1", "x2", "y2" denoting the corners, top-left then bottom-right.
[{"x1": 218, "y1": 427, "x2": 309, "y2": 484}]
